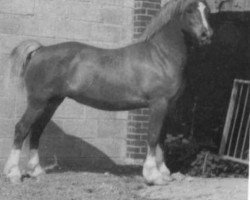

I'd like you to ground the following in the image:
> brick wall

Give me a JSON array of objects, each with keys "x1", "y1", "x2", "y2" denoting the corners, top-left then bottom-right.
[
  {"x1": 0, "y1": 0, "x2": 134, "y2": 167},
  {"x1": 126, "y1": 0, "x2": 161, "y2": 164}
]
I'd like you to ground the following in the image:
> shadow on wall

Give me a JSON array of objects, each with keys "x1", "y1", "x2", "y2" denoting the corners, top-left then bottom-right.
[{"x1": 38, "y1": 121, "x2": 141, "y2": 176}]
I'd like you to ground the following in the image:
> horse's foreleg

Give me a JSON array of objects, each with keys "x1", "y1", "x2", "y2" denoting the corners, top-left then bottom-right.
[
  {"x1": 143, "y1": 98, "x2": 171, "y2": 185},
  {"x1": 4, "y1": 101, "x2": 45, "y2": 183},
  {"x1": 27, "y1": 97, "x2": 63, "y2": 177}
]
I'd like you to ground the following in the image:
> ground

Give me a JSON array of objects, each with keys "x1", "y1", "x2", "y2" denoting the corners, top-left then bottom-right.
[{"x1": 0, "y1": 166, "x2": 248, "y2": 200}]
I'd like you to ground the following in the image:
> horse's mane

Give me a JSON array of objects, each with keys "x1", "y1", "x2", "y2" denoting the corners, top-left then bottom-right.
[{"x1": 141, "y1": 0, "x2": 195, "y2": 40}]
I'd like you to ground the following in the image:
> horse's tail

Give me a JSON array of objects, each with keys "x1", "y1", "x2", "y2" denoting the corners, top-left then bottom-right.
[{"x1": 10, "y1": 40, "x2": 42, "y2": 79}]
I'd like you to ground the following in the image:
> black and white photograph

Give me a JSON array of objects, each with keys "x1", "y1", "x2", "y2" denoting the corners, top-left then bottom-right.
[{"x1": 0, "y1": 0, "x2": 248, "y2": 199}]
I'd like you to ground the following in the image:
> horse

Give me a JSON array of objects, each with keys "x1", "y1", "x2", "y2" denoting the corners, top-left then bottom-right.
[{"x1": 4, "y1": 0, "x2": 212, "y2": 185}]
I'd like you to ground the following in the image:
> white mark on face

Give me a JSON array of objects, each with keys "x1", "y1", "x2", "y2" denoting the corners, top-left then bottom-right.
[{"x1": 198, "y1": 2, "x2": 209, "y2": 29}]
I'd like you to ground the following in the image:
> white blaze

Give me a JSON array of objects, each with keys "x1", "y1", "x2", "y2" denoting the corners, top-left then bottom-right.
[{"x1": 198, "y1": 2, "x2": 209, "y2": 29}]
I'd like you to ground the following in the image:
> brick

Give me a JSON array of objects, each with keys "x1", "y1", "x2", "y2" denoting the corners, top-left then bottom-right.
[
  {"x1": 134, "y1": 33, "x2": 143, "y2": 38},
  {"x1": 145, "y1": 0, "x2": 161, "y2": 3},
  {"x1": 129, "y1": 153, "x2": 146, "y2": 159},
  {"x1": 133, "y1": 128, "x2": 148, "y2": 134},
  {"x1": 132, "y1": 115, "x2": 149, "y2": 121},
  {"x1": 142, "y1": 109, "x2": 150, "y2": 115},
  {"x1": 140, "y1": 135, "x2": 148, "y2": 140},
  {"x1": 140, "y1": 147, "x2": 147, "y2": 153},
  {"x1": 128, "y1": 121, "x2": 142, "y2": 128},
  {"x1": 127, "y1": 147, "x2": 140, "y2": 153},
  {"x1": 128, "y1": 127, "x2": 138, "y2": 133},
  {"x1": 127, "y1": 140, "x2": 146, "y2": 146},
  {"x1": 147, "y1": 9, "x2": 159, "y2": 16},
  {"x1": 134, "y1": 21, "x2": 147, "y2": 27},
  {"x1": 127, "y1": 134, "x2": 141, "y2": 140},
  {"x1": 135, "y1": 27, "x2": 146, "y2": 33},
  {"x1": 134, "y1": 2, "x2": 143, "y2": 8},
  {"x1": 142, "y1": 2, "x2": 161, "y2": 9},
  {"x1": 135, "y1": 15, "x2": 152, "y2": 22},
  {"x1": 142, "y1": 122, "x2": 149, "y2": 128},
  {"x1": 134, "y1": 9, "x2": 146, "y2": 14}
]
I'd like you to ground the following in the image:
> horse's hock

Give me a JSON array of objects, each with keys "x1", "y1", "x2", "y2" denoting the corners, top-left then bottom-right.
[{"x1": 0, "y1": 0, "x2": 163, "y2": 168}]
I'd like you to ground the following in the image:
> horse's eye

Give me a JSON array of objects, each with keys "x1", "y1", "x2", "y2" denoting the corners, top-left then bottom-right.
[{"x1": 205, "y1": 7, "x2": 210, "y2": 15}]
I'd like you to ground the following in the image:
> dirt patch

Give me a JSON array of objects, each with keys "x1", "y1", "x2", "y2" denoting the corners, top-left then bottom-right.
[
  {"x1": 139, "y1": 177, "x2": 248, "y2": 200},
  {"x1": 0, "y1": 168, "x2": 248, "y2": 200}
]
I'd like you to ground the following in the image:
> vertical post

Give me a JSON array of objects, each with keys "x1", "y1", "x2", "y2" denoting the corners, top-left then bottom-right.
[
  {"x1": 226, "y1": 82, "x2": 243, "y2": 156},
  {"x1": 126, "y1": 0, "x2": 161, "y2": 165},
  {"x1": 241, "y1": 113, "x2": 250, "y2": 159},
  {"x1": 234, "y1": 84, "x2": 249, "y2": 157},
  {"x1": 219, "y1": 80, "x2": 238, "y2": 155}
]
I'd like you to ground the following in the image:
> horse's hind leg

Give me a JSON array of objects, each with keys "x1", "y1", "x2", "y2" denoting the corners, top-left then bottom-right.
[
  {"x1": 143, "y1": 98, "x2": 171, "y2": 185},
  {"x1": 27, "y1": 97, "x2": 63, "y2": 177},
  {"x1": 4, "y1": 99, "x2": 47, "y2": 183}
]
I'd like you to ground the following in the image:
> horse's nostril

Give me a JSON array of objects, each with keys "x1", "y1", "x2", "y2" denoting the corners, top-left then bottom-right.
[{"x1": 201, "y1": 32, "x2": 207, "y2": 38}]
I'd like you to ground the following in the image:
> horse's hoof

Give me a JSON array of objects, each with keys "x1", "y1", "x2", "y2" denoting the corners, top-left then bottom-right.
[
  {"x1": 9, "y1": 176, "x2": 22, "y2": 184},
  {"x1": 26, "y1": 164, "x2": 44, "y2": 178},
  {"x1": 162, "y1": 174, "x2": 174, "y2": 182},
  {"x1": 143, "y1": 168, "x2": 172, "y2": 185},
  {"x1": 147, "y1": 176, "x2": 171, "y2": 185},
  {"x1": 159, "y1": 163, "x2": 170, "y2": 176},
  {"x1": 4, "y1": 165, "x2": 22, "y2": 184}
]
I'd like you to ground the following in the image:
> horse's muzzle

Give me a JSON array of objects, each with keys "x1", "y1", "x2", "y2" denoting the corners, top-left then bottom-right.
[{"x1": 199, "y1": 28, "x2": 213, "y2": 45}]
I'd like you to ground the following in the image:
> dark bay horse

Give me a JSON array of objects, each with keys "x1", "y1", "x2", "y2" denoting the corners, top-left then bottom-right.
[{"x1": 4, "y1": 0, "x2": 212, "y2": 185}]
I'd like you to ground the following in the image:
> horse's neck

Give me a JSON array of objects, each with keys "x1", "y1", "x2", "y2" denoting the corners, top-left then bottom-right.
[{"x1": 150, "y1": 20, "x2": 187, "y2": 66}]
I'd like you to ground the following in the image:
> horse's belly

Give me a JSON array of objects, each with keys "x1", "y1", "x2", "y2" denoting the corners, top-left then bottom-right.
[{"x1": 70, "y1": 93, "x2": 149, "y2": 111}]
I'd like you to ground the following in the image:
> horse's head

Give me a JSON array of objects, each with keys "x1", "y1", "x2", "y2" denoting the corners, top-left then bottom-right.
[{"x1": 180, "y1": 0, "x2": 213, "y2": 45}]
